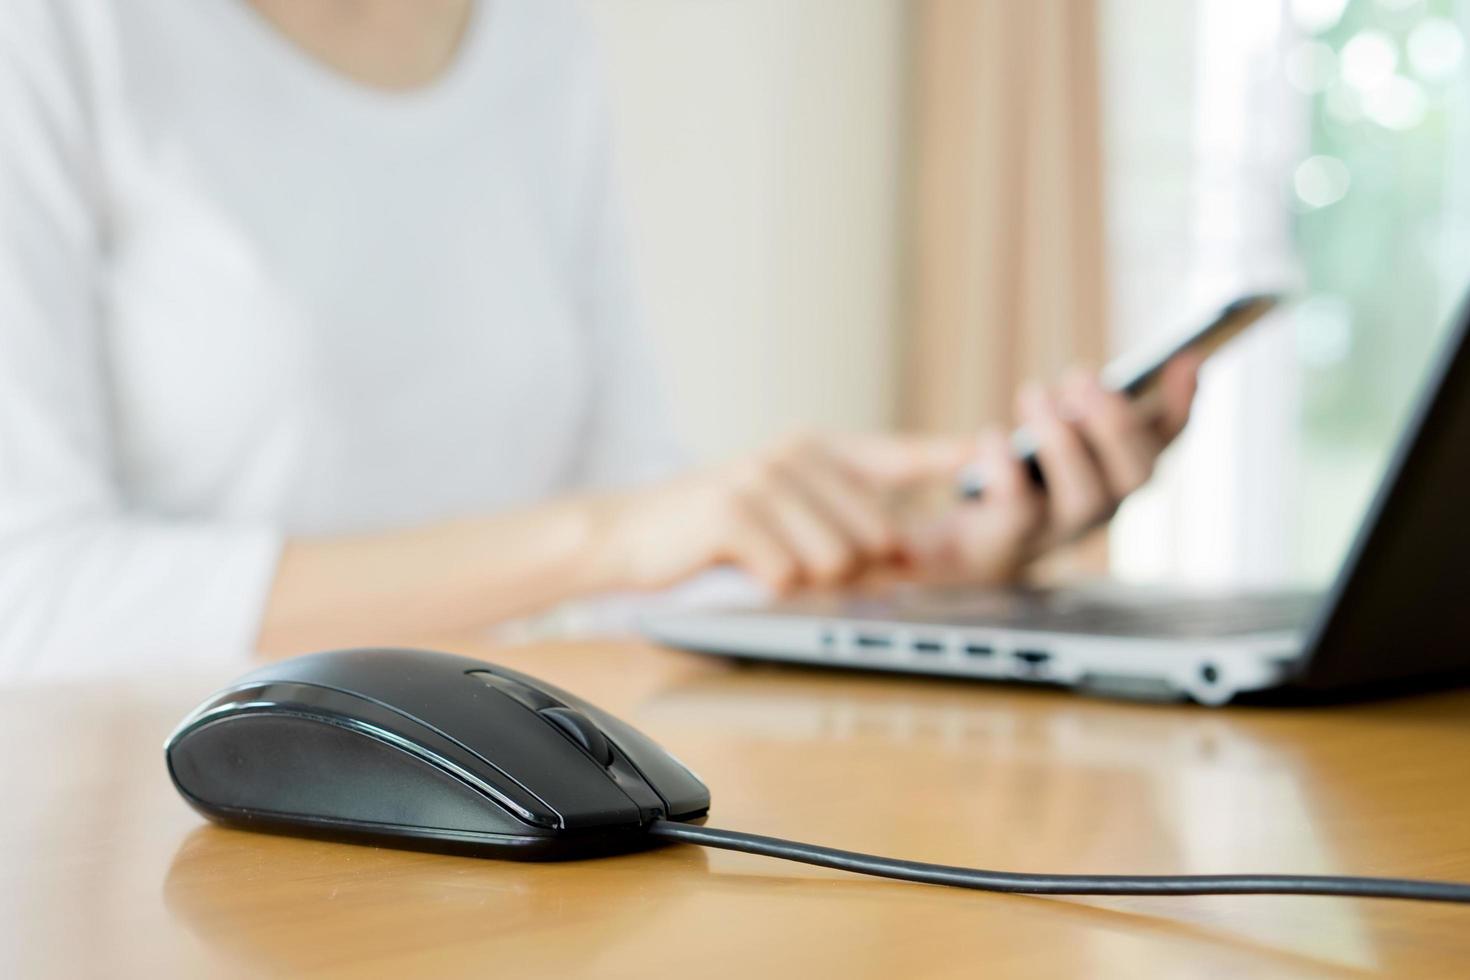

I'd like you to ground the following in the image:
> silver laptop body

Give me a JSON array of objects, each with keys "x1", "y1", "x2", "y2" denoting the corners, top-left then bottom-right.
[{"x1": 642, "y1": 584, "x2": 1318, "y2": 705}]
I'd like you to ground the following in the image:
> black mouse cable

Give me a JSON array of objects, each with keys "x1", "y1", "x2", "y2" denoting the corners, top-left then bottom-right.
[{"x1": 645, "y1": 820, "x2": 1470, "y2": 904}]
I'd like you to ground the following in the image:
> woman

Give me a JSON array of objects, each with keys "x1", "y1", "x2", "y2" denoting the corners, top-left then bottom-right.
[{"x1": 0, "y1": 0, "x2": 1198, "y2": 677}]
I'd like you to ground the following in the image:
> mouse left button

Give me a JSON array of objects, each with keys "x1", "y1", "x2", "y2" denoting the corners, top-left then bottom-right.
[
  {"x1": 167, "y1": 714, "x2": 552, "y2": 842},
  {"x1": 174, "y1": 682, "x2": 565, "y2": 831}
]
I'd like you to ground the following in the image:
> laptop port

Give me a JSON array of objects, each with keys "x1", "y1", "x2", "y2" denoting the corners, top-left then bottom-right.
[
  {"x1": 853, "y1": 633, "x2": 893, "y2": 650},
  {"x1": 1014, "y1": 649, "x2": 1051, "y2": 668},
  {"x1": 963, "y1": 643, "x2": 993, "y2": 657},
  {"x1": 912, "y1": 638, "x2": 945, "y2": 654}
]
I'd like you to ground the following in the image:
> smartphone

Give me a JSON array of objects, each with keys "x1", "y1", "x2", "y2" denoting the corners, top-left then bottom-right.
[{"x1": 957, "y1": 291, "x2": 1283, "y2": 499}]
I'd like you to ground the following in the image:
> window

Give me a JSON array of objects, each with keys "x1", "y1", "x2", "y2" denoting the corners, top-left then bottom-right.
[
  {"x1": 1291, "y1": 0, "x2": 1470, "y2": 580},
  {"x1": 1104, "y1": 0, "x2": 1470, "y2": 588}
]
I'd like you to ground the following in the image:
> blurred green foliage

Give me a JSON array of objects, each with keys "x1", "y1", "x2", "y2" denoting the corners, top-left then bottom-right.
[{"x1": 1291, "y1": 0, "x2": 1468, "y2": 577}]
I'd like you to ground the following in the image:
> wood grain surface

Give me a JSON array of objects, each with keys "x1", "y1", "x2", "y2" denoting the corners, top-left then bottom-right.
[{"x1": 4, "y1": 637, "x2": 1469, "y2": 978}]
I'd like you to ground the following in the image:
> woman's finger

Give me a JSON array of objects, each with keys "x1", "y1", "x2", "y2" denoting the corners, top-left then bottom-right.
[
  {"x1": 1063, "y1": 371, "x2": 1164, "y2": 498},
  {"x1": 723, "y1": 498, "x2": 801, "y2": 593},
  {"x1": 978, "y1": 426, "x2": 1041, "y2": 512},
  {"x1": 740, "y1": 463, "x2": 862, "y2": 586},
  {"x1": 941, "y1": 428, "x2": 1045, "y2": 577},
  {"x1": 1020, "y1": 381, "x2": 1112, "y2": 540},
  {"x1": 784, "y1": 449, "x2": 898, "y2": 557},
  {"x1": 1156, "y1": 351, "x2": 1203, "y2": 442},
  {"x1": 826, "y1": 432, "x2": 977, "y2": 488}
]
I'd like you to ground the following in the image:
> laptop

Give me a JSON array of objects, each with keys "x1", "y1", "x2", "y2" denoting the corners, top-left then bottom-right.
[{"x1": 642, "y1": 295, "x2": 1470, "y2": 704}]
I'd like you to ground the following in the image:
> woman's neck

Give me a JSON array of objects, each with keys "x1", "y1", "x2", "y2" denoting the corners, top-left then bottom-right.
[{"x1": 244, "y1": 0, "x2": 475, "y2": 91}]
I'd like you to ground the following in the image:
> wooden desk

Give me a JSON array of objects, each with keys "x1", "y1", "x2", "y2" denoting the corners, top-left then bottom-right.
[{"x1": 5, "y1": 638, "x2": 1469, "y2": 977}]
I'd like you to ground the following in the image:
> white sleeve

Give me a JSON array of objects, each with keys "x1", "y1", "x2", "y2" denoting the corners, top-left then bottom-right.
[
  {"x1": 564, "y1": 27, "x2": 686, "y2": 492},
  {"x1": 0, "y1": 3, "x2": 281, "y2": 680}
]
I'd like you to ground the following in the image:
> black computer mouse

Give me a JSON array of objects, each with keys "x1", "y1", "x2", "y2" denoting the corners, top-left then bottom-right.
[{"x1": 165, "y1": 648, "x2": 711, "y2": 860}]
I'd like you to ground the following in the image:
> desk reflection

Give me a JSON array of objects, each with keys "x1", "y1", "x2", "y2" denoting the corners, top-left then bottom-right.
[
  {"x1": 163, "y1": 825, "x2": 712, "y2": 975},
  {"x1": 640, "y1": 666, "x2": 1378, "y2": 970}
]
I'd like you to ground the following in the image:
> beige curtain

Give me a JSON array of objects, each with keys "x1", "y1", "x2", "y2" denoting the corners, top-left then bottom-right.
[{"x1": 901, "y1": 0, "x2": 1108, "y2": 433}]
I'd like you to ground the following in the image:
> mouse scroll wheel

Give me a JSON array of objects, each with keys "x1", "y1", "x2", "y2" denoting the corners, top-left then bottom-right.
[
  {"x1": 538, "y1": 707, "x2": 614, "y2": 766},
  {"x1": 467, "y1": 671, "x2": 559, "y2": 711}
]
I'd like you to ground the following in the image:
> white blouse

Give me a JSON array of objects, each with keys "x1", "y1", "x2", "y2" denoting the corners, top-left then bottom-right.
[{"x1": 0, "y1": 0, "x2": 679, "y2": 677}]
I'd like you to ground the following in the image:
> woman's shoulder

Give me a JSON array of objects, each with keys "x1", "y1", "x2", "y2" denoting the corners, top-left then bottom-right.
[
  {"x1": 488, "y1": 0, "x2": 615, "y2": 138},
  {"x1": 493, "y1": 0, "x2": 609, "y2": 80},
  {"x1": 501, "y1": 0, "x2": 598, "y2": 42}
]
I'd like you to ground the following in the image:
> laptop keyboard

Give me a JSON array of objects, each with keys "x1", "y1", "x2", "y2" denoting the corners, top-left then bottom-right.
[
  {"x1": 1000, "y1": 592, "x2": 1319, "y2": 637},
  {"x1": 778, "y1": 585, "x2": 1321, "y2": 639}
]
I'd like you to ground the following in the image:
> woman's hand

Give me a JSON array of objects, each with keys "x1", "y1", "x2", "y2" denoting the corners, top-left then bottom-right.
[
  {"x1": 902, "y1": 354, "x2": 1201, "y2": 583},
  {"x1": 585, "y1": 432, "x2": 973, "y2": 594},
  {"x1": 586, "y1": 355, "x2": 1201, "y2": 595}
]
